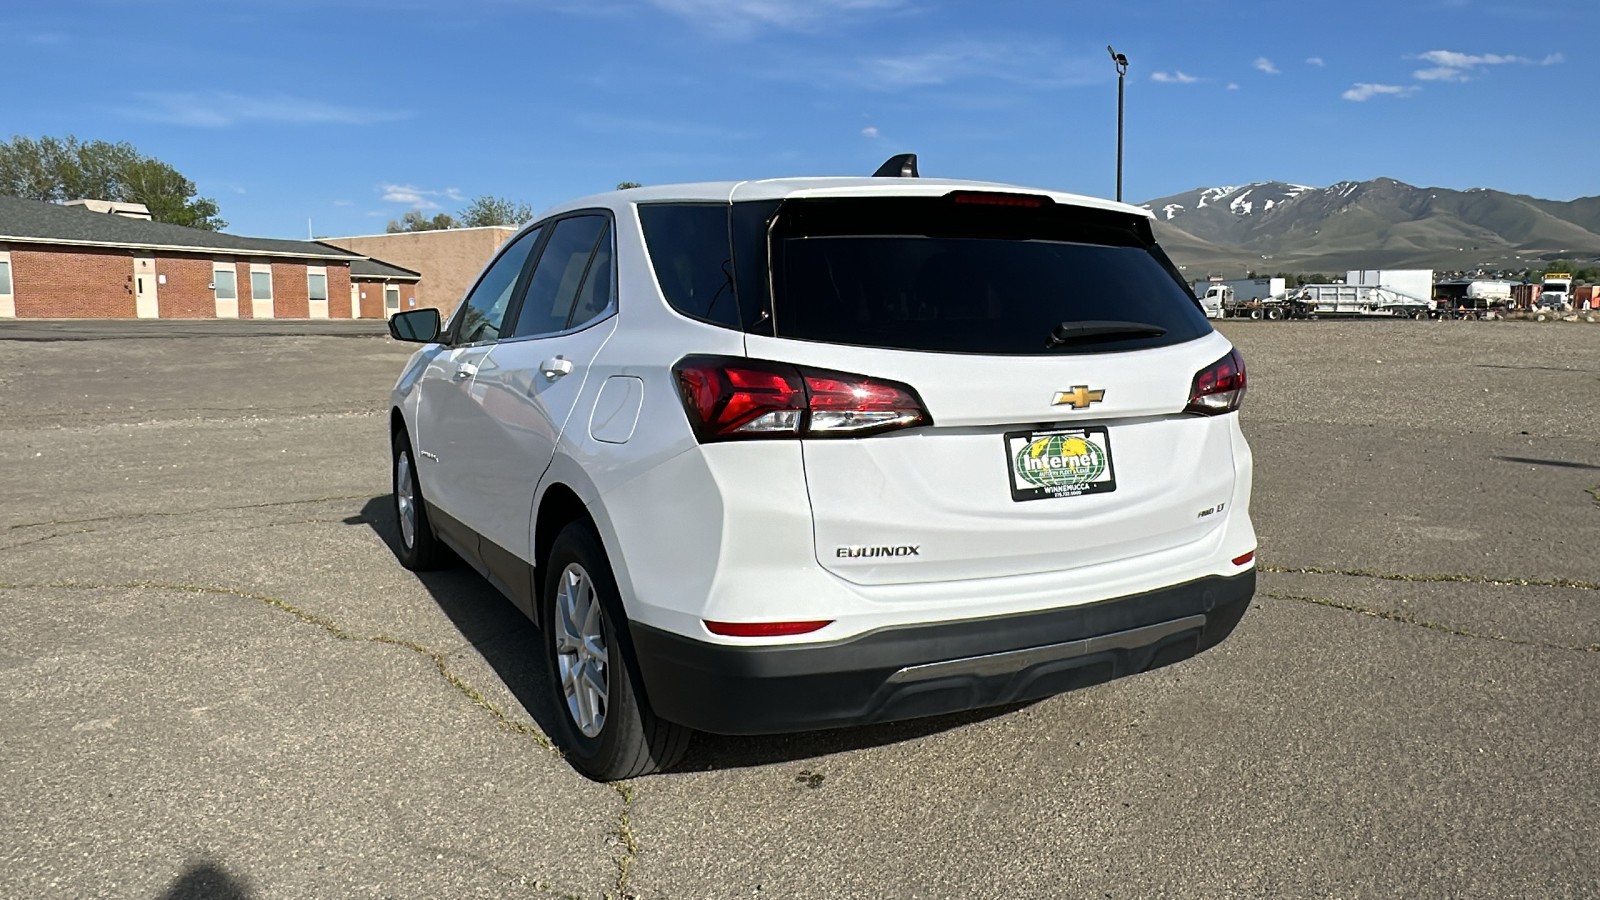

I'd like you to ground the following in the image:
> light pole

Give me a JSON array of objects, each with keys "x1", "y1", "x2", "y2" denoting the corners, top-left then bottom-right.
[{"x1": 1108, "y1": 45, "x2": 1128, "y2": 202}]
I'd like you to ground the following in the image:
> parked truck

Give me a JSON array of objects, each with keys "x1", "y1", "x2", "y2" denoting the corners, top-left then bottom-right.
[
  {"x1": 1194, "y1": 278, "x2": 1287, "y2": 318},
  {"x1": 1540, "y1": 273, "x2": 1573, "y2": 309},
  {"x1": 1198, "y1": 283, "x2": 1314, "y2": 320}
]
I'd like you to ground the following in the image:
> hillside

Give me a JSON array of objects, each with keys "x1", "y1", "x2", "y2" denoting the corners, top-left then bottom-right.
[{"x1": 1143, "y1": 179, "x2": 1600, "y2": 276}]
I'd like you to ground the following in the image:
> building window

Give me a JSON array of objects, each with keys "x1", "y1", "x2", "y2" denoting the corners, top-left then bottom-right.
[
  {"x1": 307, "y1": 271, "x2": 327, "y2": 302},
  {"x1": 0, "y1": 259, "x2": 11, "y2": 296},
  {"x1": 251, "y1": 268, "x2": 273, "y2": 301},
  {"x1": 213, "y1": 266, "x2": 237, "y2": 300}
]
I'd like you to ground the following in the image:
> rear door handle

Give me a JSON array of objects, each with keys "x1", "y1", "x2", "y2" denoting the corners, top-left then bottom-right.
[
  {"x1": 541, "y1": 356, "x2": 574, "y2": 379},
  {"x1": 454, "y1": 362, "x2": 478, "y2": 380}
]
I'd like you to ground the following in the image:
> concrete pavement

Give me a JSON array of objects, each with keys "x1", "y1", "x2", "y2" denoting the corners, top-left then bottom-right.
[{"x1": 1, "y1": 321, "x2": 1595, "y2": 898}]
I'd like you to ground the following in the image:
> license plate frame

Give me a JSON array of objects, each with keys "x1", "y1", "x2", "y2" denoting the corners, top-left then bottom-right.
[{"x1": 1004, "y1": 426, "x2": 1117, "y2": 502}]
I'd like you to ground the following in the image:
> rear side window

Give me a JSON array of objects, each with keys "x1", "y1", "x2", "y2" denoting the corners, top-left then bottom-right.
[
  {"x1": 638, "y1": 204, "x2": 739, "y2": 328},
  {"x1": 766, "y1": 197, "x2": 1210, "y2": 355},
  {"x1": 511, "y1": 214, "x2": 608, "y2": 337}
]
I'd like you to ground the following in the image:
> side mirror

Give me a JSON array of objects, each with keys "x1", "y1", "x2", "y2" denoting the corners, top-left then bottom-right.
[{"x1": 388, "y1": 308, "x2": 441, "y2": 343}]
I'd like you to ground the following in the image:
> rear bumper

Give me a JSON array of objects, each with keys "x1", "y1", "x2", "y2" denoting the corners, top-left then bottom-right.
[{"x1": 630, "y1": 569, "x2": 1255, "y2": 735}]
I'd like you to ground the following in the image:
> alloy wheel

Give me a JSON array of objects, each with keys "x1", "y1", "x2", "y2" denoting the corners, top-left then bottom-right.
[
  {"x1": 554, "y1": 562, "x2": 609, "y2": 737},
  {"x1": 396, "y1": 450, "x2": 416, "y2": 550}
]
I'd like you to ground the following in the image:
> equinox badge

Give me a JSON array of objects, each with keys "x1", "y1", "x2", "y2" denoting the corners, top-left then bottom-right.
[{"x1": 1051, "y1": 386, "x2": 1105, "y2": 409}]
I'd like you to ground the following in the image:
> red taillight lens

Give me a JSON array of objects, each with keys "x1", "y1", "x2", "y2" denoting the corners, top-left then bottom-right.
[
  {"x1": 675, "y1": 358, "x2": 805, "y2": 439},
  {"x1": 1186, "y1": 348, "x2": 1247, "y2": 415},
  {"x1": 704, "y1": 619, "x2": 833, "y2": 637},
  {"x1": 673, "y1": 356, "x2": 931, "y2": 442}
]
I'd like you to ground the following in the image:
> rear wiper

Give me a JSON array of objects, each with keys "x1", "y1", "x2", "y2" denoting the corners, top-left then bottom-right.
[{"x1": 1045, "y1": 320, "x2": 1167, "y2": 348}]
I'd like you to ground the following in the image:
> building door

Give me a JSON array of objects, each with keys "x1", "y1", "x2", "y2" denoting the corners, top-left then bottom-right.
[
  {"x1": 384, "y1": 285, "x2": 400, "y2": 318},
  {"x1": 249, "y1": 264, "x2": 274, "y2": 318},
  {"x1": 350, "y1": 284, "x2": 362, "y2": 318},
  {"x1": 213, "y1": 264, "x2": 239, "y2": 318},
  {"x1": 133, "y1": 256, "x2": 159, "y2": 318}
]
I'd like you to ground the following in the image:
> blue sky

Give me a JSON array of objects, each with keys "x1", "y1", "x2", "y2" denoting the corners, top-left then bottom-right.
[{"x1": 9, "y1": 0, "x2": 1595, "y2": 238}]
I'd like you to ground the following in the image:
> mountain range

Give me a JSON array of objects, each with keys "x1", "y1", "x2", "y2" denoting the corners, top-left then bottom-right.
[{"x1": 1141, "y1": 179, "x2": 1600, "y2": 276}]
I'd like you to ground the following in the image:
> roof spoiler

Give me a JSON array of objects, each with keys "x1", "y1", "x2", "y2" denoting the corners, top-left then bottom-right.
[{"x1": 872, "y1": 153, "x2": 919, "y2": 178}]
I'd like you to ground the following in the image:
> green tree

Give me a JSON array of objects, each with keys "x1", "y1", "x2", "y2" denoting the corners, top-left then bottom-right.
[
  {"x1": 616, "y1": 181, "x2": 643, "y2": 190},
  {"x1": 0, "y1": 134, "x2": 226, "y2": 230},
  {"x1": 386, "y1": 209, "x2": 458, "y2": 233},
  {"x1": 456, "y1": 195, "x2": 533, "y2": 227}
]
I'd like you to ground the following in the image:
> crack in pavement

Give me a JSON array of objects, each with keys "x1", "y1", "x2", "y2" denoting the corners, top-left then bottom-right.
[
  {"x1": 4, "y1": 494, "x2": 373, "y2": 532},
  {"x1": 1265, "y1": 590, "x2": 1600, "y2": 653},
  {"x1": 0, "y1": 578, "x2": 554, "y2": 749},
  {"x1": 608, "y1": 782, "x2": 640, "y2": 900},
  {"x1": 0, "y1": 577, "x2": 657, "y2": 899},
  {"x1": 1260, "y1": 564, "x2": 1600, "y2": 593}
]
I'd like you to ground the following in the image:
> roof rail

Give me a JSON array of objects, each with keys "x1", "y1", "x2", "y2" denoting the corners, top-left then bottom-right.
[{"x1": 872, "y1": 153, "x2": 919, "y2": 178}]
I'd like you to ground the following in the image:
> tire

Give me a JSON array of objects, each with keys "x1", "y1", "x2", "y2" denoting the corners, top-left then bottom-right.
[
  {"x1": 1249, "y1": 309, "x2": 1263, "y2": 320},
  {"x1": 541, "y1": 521, "x2": 691, "y2": 781},
  {"x1": 1265, "y1": 307, "x2": 1283, "y2": 320},
  {"x1": 392, "y1": 430, "x2": 450, "y2": 571}
]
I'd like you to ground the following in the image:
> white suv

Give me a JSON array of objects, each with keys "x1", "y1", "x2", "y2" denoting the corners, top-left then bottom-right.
[{"x1": 387, "y1": 165, "x2": 1256, "y2": 780}]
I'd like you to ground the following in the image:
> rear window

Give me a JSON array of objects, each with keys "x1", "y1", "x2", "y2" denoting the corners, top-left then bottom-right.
[{"x1": 767, "y1": 197, "x2": 1210, "y2": 355}]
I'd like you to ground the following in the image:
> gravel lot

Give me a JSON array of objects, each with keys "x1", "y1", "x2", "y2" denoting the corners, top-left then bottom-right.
[{"x1": 2, "y1": 320, "x2": 1596, "y2": 899}]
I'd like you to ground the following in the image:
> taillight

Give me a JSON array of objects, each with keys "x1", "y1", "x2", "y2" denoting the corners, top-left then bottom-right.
[
  {"x1": 674, "y1": 356, "x2": 931, "y2": 442},
  {"x1": 1186, "y1": 348, "x2": 1247, "y2": 415}
]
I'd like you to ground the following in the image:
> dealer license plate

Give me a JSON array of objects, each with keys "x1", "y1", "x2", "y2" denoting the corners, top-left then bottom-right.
[{"x1": 1005, "y1": 426, "x2": 1117, "y2": 502}]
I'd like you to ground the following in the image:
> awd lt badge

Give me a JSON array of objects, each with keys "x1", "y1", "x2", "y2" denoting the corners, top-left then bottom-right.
[{"x1": 1051, "y1": 386, "x2": 1105, "y2": 409}]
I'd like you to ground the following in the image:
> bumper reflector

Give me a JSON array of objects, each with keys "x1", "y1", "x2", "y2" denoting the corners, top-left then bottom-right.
[
  {"x1": 704, "y1": 619, "x2": 833, "y2": 638},
  {"x1": 1231, "y1": 551, "x2": 1256, "y2": 567}
]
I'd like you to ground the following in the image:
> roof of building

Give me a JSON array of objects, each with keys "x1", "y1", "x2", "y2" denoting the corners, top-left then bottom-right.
[
  {"x1": 345, "y1": 254, "x2": 422, "y2": 280},
  {"x1": 0, "y1": 194, "x2": 362, "y2": 260}
]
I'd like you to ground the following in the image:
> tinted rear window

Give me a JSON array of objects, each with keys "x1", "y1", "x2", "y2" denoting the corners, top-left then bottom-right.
[
  {"x1": 768, "y1": 197, "x2": 1209, "y2": 355},
  {"x1": 638, "y1": 204, "x2": 740, "y2": 328}
]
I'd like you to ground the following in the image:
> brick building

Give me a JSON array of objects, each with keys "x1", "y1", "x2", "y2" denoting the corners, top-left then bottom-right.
[
  {"x1": 322, "y1": 226, "x2": 516, "y2": 321},
  {"x1": 0, "y1": 194, "x2": 415, "y2": 320},
  {"x1": 349, "y1": 257, "x2": 422, "y2": 319}
]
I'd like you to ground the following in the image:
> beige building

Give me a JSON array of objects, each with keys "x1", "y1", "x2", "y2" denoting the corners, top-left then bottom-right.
[{"x1": 321, "y1": 226, "x2": 515, "y2": 320}]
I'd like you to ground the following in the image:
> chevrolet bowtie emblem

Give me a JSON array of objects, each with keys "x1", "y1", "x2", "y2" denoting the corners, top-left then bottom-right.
[{"x1": 1051, "y1": 386, "x2": 1105, "y2": 409}]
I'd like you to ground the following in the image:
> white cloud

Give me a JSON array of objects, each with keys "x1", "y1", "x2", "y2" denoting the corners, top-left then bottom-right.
[
  {"x1": 861, "y1": 126, "x2": 880, "y2": 138},
  {"x1": 378, "y1": 184, "x2": 464, "y2": 209},
  {"x1": 1226, "y1": 82, "x2": 1240, "y2": 91},
  {"x1": 1342, "y1": 82, "x2": 1418, "y2": 101},
  {"x1": 1408, "y1": 48, "x2": 1560, "y2": 81},
  {"x1": 1151, "y1": 70, "x2": 1200, "y2": 84},
  {"x1": 1417, "y1": 49, "x2": 1523, "y2": 68},
  {"x1": 644, "y1": 0, "x2": 906, "y2": 38},
  {"x1": 835, "y1": 41, "x2": 1103, "y2": 91},
  {"x1": 124, "y1": 91, "x2": 409, "y2": 127},
  {"x1": 1306, "y1": 56, "x2": 1325, "y2": 66},
  {"x1": 1254, "y1": 57, "x2": 1280, "y2": 74}
]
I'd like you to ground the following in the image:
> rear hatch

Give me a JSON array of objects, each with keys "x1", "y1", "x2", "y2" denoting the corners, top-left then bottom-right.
[{"x1": 739, "y1": 191, "x2": 1242, "y2": 587}]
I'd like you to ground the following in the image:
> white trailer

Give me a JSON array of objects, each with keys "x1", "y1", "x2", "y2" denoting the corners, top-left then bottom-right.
[{"x1": 1290, "y1": 282, "x2": 1434, "y2": 317}]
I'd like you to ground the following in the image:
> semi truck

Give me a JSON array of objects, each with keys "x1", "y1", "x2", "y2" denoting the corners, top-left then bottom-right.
[
  {"x1": 1540, "y1": 273, "x2": 1573, "y2": 309},
  {"x1": 1192, "y1": 277, "x2": 1288, "y2": 319},
  {"x1": 1198, "y1": 283, "x2": 1314, "y2": 319}
]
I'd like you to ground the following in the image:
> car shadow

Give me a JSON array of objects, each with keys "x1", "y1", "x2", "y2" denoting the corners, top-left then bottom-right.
[{"x1": 348, "y1": 495, "x2": 1024, "y2": 775}]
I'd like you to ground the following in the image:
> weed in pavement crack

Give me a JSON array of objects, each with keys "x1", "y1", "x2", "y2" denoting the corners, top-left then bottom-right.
[
  {"x1": 1261, "y1": 564, "x2": 1600, "y2": 593},
  {"x1": 0, "y1": 578, "x2": 554, "y2": 749},
  {"x1": 608, "y1": 782, "x2": 640, "y2": 900},
  {"x1": 4, "y1": 494, "x2": 372, "y2": 532},
  {"x1": 1266, "y1": 590, "x2": 1600, "y2": 653}
]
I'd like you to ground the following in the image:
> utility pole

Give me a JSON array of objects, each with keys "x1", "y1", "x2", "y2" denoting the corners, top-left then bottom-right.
[{"x1": 1108, "y1": 46, "x2": 1128, "y2": 202}]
